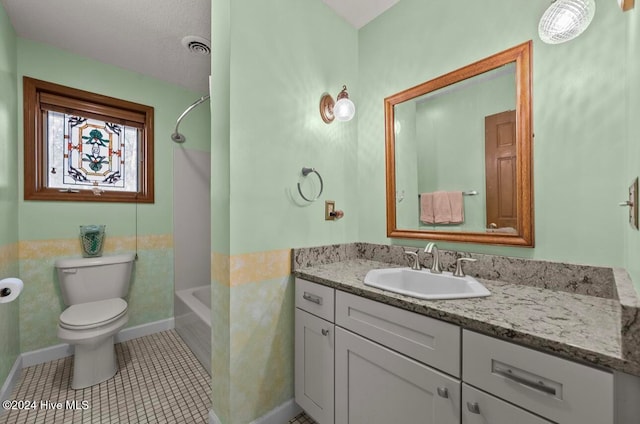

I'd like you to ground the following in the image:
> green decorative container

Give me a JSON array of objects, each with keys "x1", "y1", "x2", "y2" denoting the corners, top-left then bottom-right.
[{"x1": 80, "y1": 225, "x2": 105, "y2": 257}]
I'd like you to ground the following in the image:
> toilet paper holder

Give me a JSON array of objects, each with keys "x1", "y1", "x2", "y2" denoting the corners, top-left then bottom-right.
[{"x1": 0, "y1": 278, "x2": 24, "y2": 303}]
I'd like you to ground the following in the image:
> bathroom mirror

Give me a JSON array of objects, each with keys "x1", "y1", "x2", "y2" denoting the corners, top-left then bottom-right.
[{"x1": 385, "y1": 41, "x2": 533, "y2": 246}]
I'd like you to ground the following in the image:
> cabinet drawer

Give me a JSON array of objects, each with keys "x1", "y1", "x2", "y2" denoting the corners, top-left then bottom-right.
[
  {"x1": 336, "y1": 291, "x2": 460, "y2": 377},
  {"x1": 296, "y1": 278, "x2": 335, "y2": 322},
  {"x1": 462, "y1": 384, "x2": 553, "y2": 424},
  {"x1": 463, "y1": 330, "x2": 613, "y2": 424}
]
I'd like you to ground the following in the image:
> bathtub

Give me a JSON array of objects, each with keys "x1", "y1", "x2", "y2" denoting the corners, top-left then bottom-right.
[{"x1": 175, "y1": 285, "x2": 211, "y2": 374}]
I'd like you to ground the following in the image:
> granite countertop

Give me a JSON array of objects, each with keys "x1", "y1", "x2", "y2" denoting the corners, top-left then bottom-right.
[{"x1": 294, "y1": 258, "x2": 640, "y2": 376}]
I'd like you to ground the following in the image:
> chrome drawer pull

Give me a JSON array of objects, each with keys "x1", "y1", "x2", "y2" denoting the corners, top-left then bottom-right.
[
  {"x1": 466, "y1": 402, "x2": 480, "y2": 414},
  {"x1": 302, "y1": 292, "x2": 323, "y2": 305},
  {"x1": 436, "y1": 387, "x2": 449, "y2": 398},
  {"x1": 494, "y1": 367, "x2": 557, "y2": 396},
  {"x1": 321, "y1": 329, "x2": 329, "y2": 336}
]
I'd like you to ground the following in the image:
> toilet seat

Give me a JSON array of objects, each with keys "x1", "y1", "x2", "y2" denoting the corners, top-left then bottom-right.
[{"x1": 59, "y1": 298, "x2": 128, "y2": 330}]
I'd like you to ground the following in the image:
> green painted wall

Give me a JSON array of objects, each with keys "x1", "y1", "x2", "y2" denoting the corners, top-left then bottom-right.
[
  {"x1": 228, "y1": 0, "x2": 358, "y2": 255},
  {"x1": 210, "y1": 0, "x2": 231, "y2": 421},
  {"x1": 211, "y1": 0, "x2": 231, "y2": 257},
  {"x1": 0, "y1": 4, "x2": 18, "y2": 245},
  {"x1": 15, "y1": 38, "x2": 210, "y2": 352},
  {"x1": 626, "y1": 8, "x2": 640, "y2": 291},
  {"x1": 357, "y1": 0, "x2": 629, "y2": 267},
  {"x1": 0, "y1": 1, "x2": 19, "y2": 392},
  {"x1": 17, "y1": 38, "x2": 209, "y2": 240},
  {"x1": 210, "y1": 0, "x2": 358, "y2": 422}
]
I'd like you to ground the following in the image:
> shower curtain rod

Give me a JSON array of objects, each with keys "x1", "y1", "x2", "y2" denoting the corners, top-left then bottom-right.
[{"x1": 171, "y1": 95, "x2": 210, "y2": 143}]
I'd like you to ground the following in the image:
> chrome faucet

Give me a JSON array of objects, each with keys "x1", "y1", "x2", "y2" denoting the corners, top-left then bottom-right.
[
  {"x1": 424, "y1": 242, "x2": 442, "y2": 274},
  {"x1": 404, "y1": 251, "x2": 421, "y2": 270}
]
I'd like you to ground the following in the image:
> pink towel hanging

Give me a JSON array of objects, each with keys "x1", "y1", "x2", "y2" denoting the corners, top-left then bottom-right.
[{"x1": 420, "y1": 193, "x2": 435, "y2": 224}]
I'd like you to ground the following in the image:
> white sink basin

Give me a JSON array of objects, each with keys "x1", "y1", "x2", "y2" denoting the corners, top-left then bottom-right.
[{"x1": 364, "y1": 268, "x2": 490, "y2": 300}]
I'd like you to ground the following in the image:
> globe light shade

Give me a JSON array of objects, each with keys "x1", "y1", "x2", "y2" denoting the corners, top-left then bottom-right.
[
  {"x1": 334, "y1": 97, "x2": 355, "y2": 122},
  {"x1": 319, "y1": 85, "x2": 356, "y2": 123},
  {"x1": 538, "y1": 0, "x2": 596, "y2": 44}
]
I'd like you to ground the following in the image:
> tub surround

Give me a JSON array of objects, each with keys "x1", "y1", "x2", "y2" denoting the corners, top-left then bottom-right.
[
  {"x1": 292, "y1": 243, "x2": 640, "y2": 376},
  {"x1": 175, "y1": 285, "x2": 211, "y2": 374}
]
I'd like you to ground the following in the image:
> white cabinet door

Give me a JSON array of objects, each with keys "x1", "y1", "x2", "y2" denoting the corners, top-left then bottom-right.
[
  {"x1": 462, "y1": 384, "x2": 553, "y2": 424},
  {"x1": 295, "y1": 309, "x2": 334, "y2": 424},
  {"x1": 335, "y1": 327, "x2": 460, "y2": 424}
]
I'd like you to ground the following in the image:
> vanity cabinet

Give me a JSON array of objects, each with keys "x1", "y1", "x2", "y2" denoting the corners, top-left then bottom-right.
[
  {"x1": 295, "y1": 279, "x2": 335, "y2": 424},
  {"x1": 295, "y1": 278, "x2": 620, "y2": 424}
]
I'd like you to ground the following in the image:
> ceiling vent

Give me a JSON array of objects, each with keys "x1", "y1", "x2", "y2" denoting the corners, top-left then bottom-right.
[{"x1": 181, "y1": 36, "x2": 211, "y2": 55}]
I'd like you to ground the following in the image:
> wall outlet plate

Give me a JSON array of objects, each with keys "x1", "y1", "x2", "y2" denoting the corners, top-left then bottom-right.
[
  {"x1": 630, "y1": 178, "x2": 638, "y2": 230},
  {"x1": 325, "y1": 200, "x2": 335, "y2": 220}
]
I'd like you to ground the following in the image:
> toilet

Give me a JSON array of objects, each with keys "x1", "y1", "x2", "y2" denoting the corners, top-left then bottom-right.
[{"x1": 55, "y1": 253, "x2": 135, "y2": 389}]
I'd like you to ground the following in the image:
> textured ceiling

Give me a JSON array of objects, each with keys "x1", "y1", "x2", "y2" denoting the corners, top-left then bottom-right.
[
  {"x1": 1, "y1": 0, "x2": 211, "y2": 93},
  {"x1": 1, "y1": 0, "x2": 398, "y2": 94}
]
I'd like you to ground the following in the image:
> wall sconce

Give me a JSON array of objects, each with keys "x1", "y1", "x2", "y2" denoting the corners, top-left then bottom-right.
[
  {"x1": 538, "y1": 0, "x2": 596, "y2": 44},
  {"x1": 618, "y1": 0, "x2": 635, "y2": 11},
  {"x1": 319, "y1": 85, "x2": 355, "y2": 123}
]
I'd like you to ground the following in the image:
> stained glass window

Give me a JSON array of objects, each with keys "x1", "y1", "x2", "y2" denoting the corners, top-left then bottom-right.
[
  {"x1": 23, "y1": 77, "x2": 154, "y2": 203},
  {"x1": 46, "y1": 112, "x2": 139, "y2": 192}
]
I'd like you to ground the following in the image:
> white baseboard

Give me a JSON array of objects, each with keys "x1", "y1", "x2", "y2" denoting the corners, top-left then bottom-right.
[
  {"x1": 115, "y1": 318, "x2": 175, "y2": 343},
  {"x1": 208, "y1": 399, "x2": 301, "y2": 424},
  {"x1": 21, "y1": 318, "x2": 175, "y2": 368},
  {"x1": 250, "y1": 399, "x2": 302, "y2": 424},
  {"x1": 0, "y1": 355, "x2": 22, "y2": 407},
  {"x1": 21, "y1": 343, "x2": 74, "y2": 368}
]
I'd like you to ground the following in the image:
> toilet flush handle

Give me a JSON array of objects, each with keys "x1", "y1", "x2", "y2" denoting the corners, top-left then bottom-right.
[{"x1": 61, "y1": 268, "x2": 77, "y2": 274}]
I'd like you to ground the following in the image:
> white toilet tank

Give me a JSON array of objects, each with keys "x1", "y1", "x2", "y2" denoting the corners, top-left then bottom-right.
[{"x1": 55, "y1": 253, "x2": 135, "y2": 306}]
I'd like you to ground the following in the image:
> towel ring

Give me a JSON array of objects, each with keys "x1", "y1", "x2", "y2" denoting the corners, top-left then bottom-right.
[{"x1": 297, "y1": 167, "x2": 323, "y2": 202}]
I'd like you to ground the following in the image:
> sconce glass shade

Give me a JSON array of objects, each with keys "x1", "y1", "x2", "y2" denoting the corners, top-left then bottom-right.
[
  {"x1": 320, "y1": 85, "x2": 355, "y2": 123},
  {"x1": 334, "y1": 97, "x2": 355, "y2": 121},
  {"x1": 538, "y1": 0, "x2": 596, "y2": 44}
]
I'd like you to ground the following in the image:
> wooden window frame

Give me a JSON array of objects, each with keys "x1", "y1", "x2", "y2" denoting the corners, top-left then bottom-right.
[{"x1": 23, "y1": 76, "x2": 154, "y2": 203}]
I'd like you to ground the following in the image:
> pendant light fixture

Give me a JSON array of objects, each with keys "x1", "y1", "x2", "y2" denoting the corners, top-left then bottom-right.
[{"x1": 538, "y1": 0, "x2": 596, "y2": 44}]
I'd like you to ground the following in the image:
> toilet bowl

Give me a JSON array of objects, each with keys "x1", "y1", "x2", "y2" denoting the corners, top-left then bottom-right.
[
  {"x1": 57, "y1": 298, "x2": 128, "y2": 389},
  {"x1": 55, "y1": 254, "x2": 134, "y2": 389}
]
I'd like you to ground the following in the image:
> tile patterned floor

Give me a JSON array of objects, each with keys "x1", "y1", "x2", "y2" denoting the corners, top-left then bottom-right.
[
  {"x1": 0, "y1": 330, "x2": 210, "y2": 424},
  {"x1": 288, "y1": 412, "x2": 316, "y2": 424}
]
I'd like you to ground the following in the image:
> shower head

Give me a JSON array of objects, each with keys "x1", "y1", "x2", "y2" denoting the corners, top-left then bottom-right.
[{"x1": 171, "y1": 95, "x2": 210, "y2": 144}]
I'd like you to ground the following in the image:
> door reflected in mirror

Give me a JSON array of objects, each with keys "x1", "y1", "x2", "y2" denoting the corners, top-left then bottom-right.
[{"x1": 385, "y1": 41, "x2": 533, "y2": 246}]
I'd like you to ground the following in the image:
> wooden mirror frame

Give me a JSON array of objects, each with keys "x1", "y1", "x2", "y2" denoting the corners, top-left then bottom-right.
[{"x1": 384, "y1": 41, "x2": 533, "y2": 247}]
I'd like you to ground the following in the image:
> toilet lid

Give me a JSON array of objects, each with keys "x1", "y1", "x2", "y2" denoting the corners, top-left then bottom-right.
[{"x1": 60, "y1": 298, "x2": 127, "y2": 329}]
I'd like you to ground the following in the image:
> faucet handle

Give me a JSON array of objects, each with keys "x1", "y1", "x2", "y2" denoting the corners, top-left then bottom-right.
[
  {"x1": 404, "y1": 251, "x2": 420, "y2": 270},
  {"x1": 454, "y1": 257, "x2": 477, "y2": 277}
]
